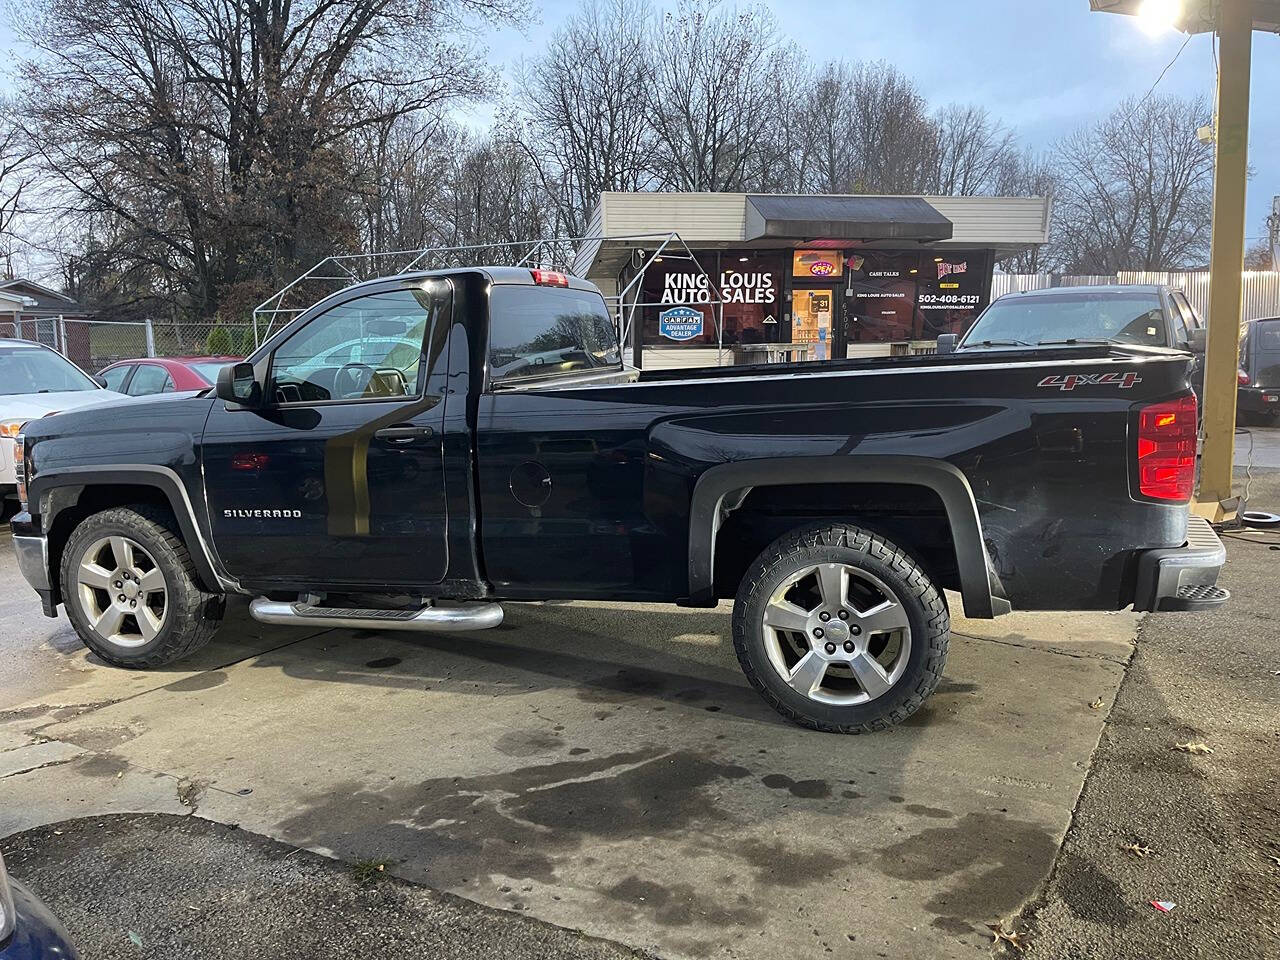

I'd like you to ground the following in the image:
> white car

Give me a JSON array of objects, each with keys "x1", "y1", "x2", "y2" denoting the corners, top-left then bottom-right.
[{"x1": 1, "y1": 339, "x2": 123, "y2": 506}]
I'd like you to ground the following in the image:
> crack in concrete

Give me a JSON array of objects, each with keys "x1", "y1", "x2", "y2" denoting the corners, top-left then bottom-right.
[{"x1": 950, "y1": 630, "x2": 1135, "y2": 665}]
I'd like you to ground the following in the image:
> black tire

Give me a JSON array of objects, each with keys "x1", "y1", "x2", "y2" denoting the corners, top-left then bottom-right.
[
  {"x1": 60, "y1": 505, "x2": 224, "y2": 668},
  {"x1": 732, "y1": 522, "x2": 949, "y2": 734}
]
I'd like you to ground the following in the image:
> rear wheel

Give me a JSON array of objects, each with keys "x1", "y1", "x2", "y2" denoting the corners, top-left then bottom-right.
[
  {"x1": 732, "y1": 522, "x2": 949, "y2": 733},
  {"x1": 60, "y1": 505, "x2": 224, "y2": 668}
]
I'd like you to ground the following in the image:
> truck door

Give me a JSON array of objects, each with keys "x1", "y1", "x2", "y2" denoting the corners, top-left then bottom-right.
[{"x1": 201, "y1": 281, "x2": 452, "y2": 587}]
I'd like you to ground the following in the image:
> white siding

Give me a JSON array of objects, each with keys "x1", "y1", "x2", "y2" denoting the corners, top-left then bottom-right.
[
  {"x1": 922, "y1": 196, "x2": 1051, "y2": 247},
  {"x1": 572, "y1": 202, "x2": 606, "y2": 276},
  {"x1": 600, "y1": 192, "x2": 749, "y2": 242}
]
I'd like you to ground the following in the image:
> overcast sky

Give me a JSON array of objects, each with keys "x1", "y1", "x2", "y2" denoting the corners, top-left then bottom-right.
[
  {"x1": 470, "y1": 0, "x2": 1279, "y2": 242},
  {"x1": 1, "y1": 1, "x2": 1276, "y2": 244}
]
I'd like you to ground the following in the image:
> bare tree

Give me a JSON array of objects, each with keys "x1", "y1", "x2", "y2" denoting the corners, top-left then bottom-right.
[
  {"x1": 1051, "y1": 95, "x2": 1213, "y2": 273},
  {"x1": 12, "y1": 0, "x2": 513, "y2": 321},
  {"x1": 646, "y1": 0, "x2": 794, "y2": 192},
  {"x1": 520, "y1": 0, "x2": 657, "y2": 235},
  {"x1": 994, "y1": 148, "x2": 1059, "y2": 273},
  {"x1": 0, "y1": 101, "x2": 35, "y2": 280},
  {"x1": 926, "y1": 104, "x2": 1017, "y2": 196},
  {"x1": 350, "y1": 106, "x2": 460, "y2": 255},
  {"x1": 800, "y1": 61, "x2": 935, "y2": 194},
  {"x1": 1244, "y1": 238, "x2": 1274, "y2": 271},
  {"x1": 439, "y1": 120, "x2": 555, "y2": 259}
]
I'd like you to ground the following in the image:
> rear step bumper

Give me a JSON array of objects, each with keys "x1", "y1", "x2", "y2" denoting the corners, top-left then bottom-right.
[
  {"x1": 249, "y1": 598, "x2": 504, "y2": 632},
  {"x1": 1132, "y1": 516, "x2": 1230, "y2": 612}
]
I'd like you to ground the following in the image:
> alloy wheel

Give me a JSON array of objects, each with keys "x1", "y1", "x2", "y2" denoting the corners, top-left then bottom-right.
[
  {"x1": 760, "y1": 562, "x2": 912, "y2": 706},
  {"x1": 76, "y1": 535, "x2": 168, "y2": 647}
]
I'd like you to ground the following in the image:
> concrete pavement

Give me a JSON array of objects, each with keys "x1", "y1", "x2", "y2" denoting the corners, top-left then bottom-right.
[{"x1": 1, "y1": 555, "x2": 1135, "y2": 959}]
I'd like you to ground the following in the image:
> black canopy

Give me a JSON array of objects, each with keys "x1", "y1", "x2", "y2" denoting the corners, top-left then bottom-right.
[{"x1": 744, "y1": 195, "x2": 953, "y2": 243}]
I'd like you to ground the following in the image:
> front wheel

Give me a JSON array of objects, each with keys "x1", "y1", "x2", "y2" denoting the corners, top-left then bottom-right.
[
  {"x1": 60, "y1": 505, "x2": 224, "y2": 668},
  {"x1": 732, "y1": 523, "x2": 949, "y2": 733}
]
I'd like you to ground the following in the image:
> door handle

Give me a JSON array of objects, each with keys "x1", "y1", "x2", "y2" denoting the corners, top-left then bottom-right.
[{"x1": 375, "y1": 424, "x2": 433, "y2": 442}]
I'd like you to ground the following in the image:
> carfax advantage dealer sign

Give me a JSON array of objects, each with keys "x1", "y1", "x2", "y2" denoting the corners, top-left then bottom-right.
[{"x1": 658, "y1": 305, "x2": 705, "y2": 341}]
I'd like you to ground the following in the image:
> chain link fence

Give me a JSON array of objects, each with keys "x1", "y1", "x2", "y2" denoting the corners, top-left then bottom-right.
[{"x1": 3, "y1": 317, "x2": 260, "y2": 373}]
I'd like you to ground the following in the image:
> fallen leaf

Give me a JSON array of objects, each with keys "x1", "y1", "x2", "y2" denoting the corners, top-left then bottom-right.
[
  {"x1": 1120, "y1": 842, "x2": 1154, "y2": 858},
  {"x1": 987, "y1": 924, "x2": 1025, "y2": 951},
  {"x1": 1173, "y1": 741, "x2": 1213, "y2": 755},
  {"x1": 1089, "y1": 697, "x2": 1104, "y2": 710}
]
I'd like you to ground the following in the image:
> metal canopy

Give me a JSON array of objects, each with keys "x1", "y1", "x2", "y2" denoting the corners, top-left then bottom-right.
[
  {"x1": 1087, "y1": 0, "x2": 1280, "y2": 32},
  {"x1": 744, "y1": 195, "x2": 954, "y2": 243}
]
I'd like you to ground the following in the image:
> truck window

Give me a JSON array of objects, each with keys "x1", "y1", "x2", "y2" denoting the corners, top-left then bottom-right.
[
  {"x1": 488, "y1": 286, "x2": 620, "y2": 385},
  {"x1": 269, "y1": 289, "x2": 441, "y2": 404}
]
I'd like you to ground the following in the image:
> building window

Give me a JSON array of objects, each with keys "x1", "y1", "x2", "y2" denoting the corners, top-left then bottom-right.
[{"x1": 640, "y1": 253, "x2": 785, "y2": 346}]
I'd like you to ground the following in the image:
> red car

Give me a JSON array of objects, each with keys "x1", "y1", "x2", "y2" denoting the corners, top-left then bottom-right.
[{"x1": 96, "y1": 356, "x2": 241, "y2": 397}]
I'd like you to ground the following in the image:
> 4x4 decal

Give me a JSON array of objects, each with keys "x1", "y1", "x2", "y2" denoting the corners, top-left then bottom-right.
[{"x1": 1038, "y1": 372, "x2": 1143, "y2": 391}]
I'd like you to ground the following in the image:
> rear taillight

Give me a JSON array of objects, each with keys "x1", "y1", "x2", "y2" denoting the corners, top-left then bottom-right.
[
  {"x1": 1238, "y1": 369, "x2": 1250, "y2": 386},
  {"x1": 1136, "y1": 394, "x2": 1197, "y2": 502},
  {"x1": 530, "y1": 269, "x2": 570, "y2": 287}
]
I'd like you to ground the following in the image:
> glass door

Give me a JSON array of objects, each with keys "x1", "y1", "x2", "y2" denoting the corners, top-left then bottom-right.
[{"x1": 792, "y1": 288, "x2": 836, "y2": 361}]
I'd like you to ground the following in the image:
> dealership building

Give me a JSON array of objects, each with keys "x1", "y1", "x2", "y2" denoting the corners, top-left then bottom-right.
[{"x1": 574, "y1": 192, "x2": 1052, "y2": 369}]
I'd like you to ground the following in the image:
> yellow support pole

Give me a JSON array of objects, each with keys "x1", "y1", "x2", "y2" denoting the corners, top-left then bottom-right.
[{"x1": 1195, "y1": 0, "x2": 1252, "y2": 520}]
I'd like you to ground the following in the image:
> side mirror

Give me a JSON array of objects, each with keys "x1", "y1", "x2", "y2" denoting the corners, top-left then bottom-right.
[
  {"x1": 936, "y1": 334, "x2": 959, "y2": 355},
  {"x1": 92, "y1": 375, "x2": 109, "y2": 388},
  {"x1": 216, "y1": 361, "x2": 263, "y2": 407},
  {"x1": 1185, "y1": 328, "x2": 1207, "y2": 354}
]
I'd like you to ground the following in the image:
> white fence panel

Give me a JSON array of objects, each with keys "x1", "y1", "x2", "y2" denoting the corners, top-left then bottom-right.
[
  {"x1": 990, "y1": 274, "x2": 1051, "y2": 299},
  {"x1": 1118, "y1": 270, "x2": 1280, "y2": 324}
]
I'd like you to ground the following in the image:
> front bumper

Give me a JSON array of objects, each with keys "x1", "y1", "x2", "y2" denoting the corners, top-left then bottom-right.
[
  {"x1": 11, "y1": 533, "x2": 57, "y2": 617},
  {"x1": 1132, "y1": 516, "x2": 1229, "y2": 612}
]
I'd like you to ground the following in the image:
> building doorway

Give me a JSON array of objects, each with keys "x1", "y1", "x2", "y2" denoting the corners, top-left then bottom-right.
[{"x1": 791, "y1": 286, "x2": 839, "y2": 360}]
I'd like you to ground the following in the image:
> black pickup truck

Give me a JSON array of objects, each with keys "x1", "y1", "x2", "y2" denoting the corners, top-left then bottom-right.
[{"x1": 9, "y1": 267, "x2": 1229, "y2": 733}]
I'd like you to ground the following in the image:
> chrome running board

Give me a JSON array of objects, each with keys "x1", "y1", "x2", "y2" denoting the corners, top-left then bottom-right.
[{"x1": 249, "y1": 598, "x2": 503, "y2": 632}]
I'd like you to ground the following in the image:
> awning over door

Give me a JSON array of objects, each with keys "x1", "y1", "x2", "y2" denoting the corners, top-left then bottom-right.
[{"x1": 744, "y1": 195, "x2": 954, "y2": 243}]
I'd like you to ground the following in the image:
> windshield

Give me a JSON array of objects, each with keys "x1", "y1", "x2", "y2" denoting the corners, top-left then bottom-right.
[
  {"x1": 0, "y1": 345, "x2": 98, "y2": 395},
  {"x1": 188, "y1": 361, "x2": 236, "y2": 384},
  {"x1": 963, "y1": 292, "x2": 1167, "y2": 348}
]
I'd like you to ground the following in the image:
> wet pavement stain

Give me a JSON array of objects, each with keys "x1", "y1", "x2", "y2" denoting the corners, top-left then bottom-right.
[
  {"x1": 164, "y1": 671, "x2": 228, "y2": 692},
  {"x1": 606, "y1": 875, "x2": 763, "y2": 928},
  {"x1": 876, "y1": 812, "x2": 1056, "y2": 932},
  {"x1": 74, "y1": 753, "x2": 130, "y2": 778},
  {"x1": 760, "y1": 774, "x2": 831, "y2": 799},
  {"x1": 274, "y1": 748, "x2": 756, "y2": 890},
  {"x1": 494, "y1": 729, "x2": 566, "y2": 757},
  {"x1": 905, "y1": 804, "x2": 954, "y2": 819},
  {"x1": 735, "y1": 839, "x2": 851, "y2": 886},
  {"x1": 364, "y1": 656, "x2": 402, "y2": 669}
]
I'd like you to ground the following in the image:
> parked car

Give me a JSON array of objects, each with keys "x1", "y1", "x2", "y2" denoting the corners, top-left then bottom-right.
[
  {"x1": 0, "y1": 339, "x2": 122, "y2": 509},
  {"x1": 96, "y1": 356, "x2": 241, "y2": 397},
  {"x1": 10, "y1": 267, "x2": 1227, "y2": 734},
  {"x1": 0, "y1": 850, "x2": 79, "y2": 959},
  {"x1": 1237, "y1": 316, "x2": 1280, "y2": 424},
  {"x1": 939, "y1": 284, "x2": 1207, "y2": 395}
]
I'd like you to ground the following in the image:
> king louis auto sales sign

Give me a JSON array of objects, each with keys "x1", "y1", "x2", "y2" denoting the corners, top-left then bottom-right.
[{"x1": 659, "y1": 305, "x2": 705, "y2": 342}]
